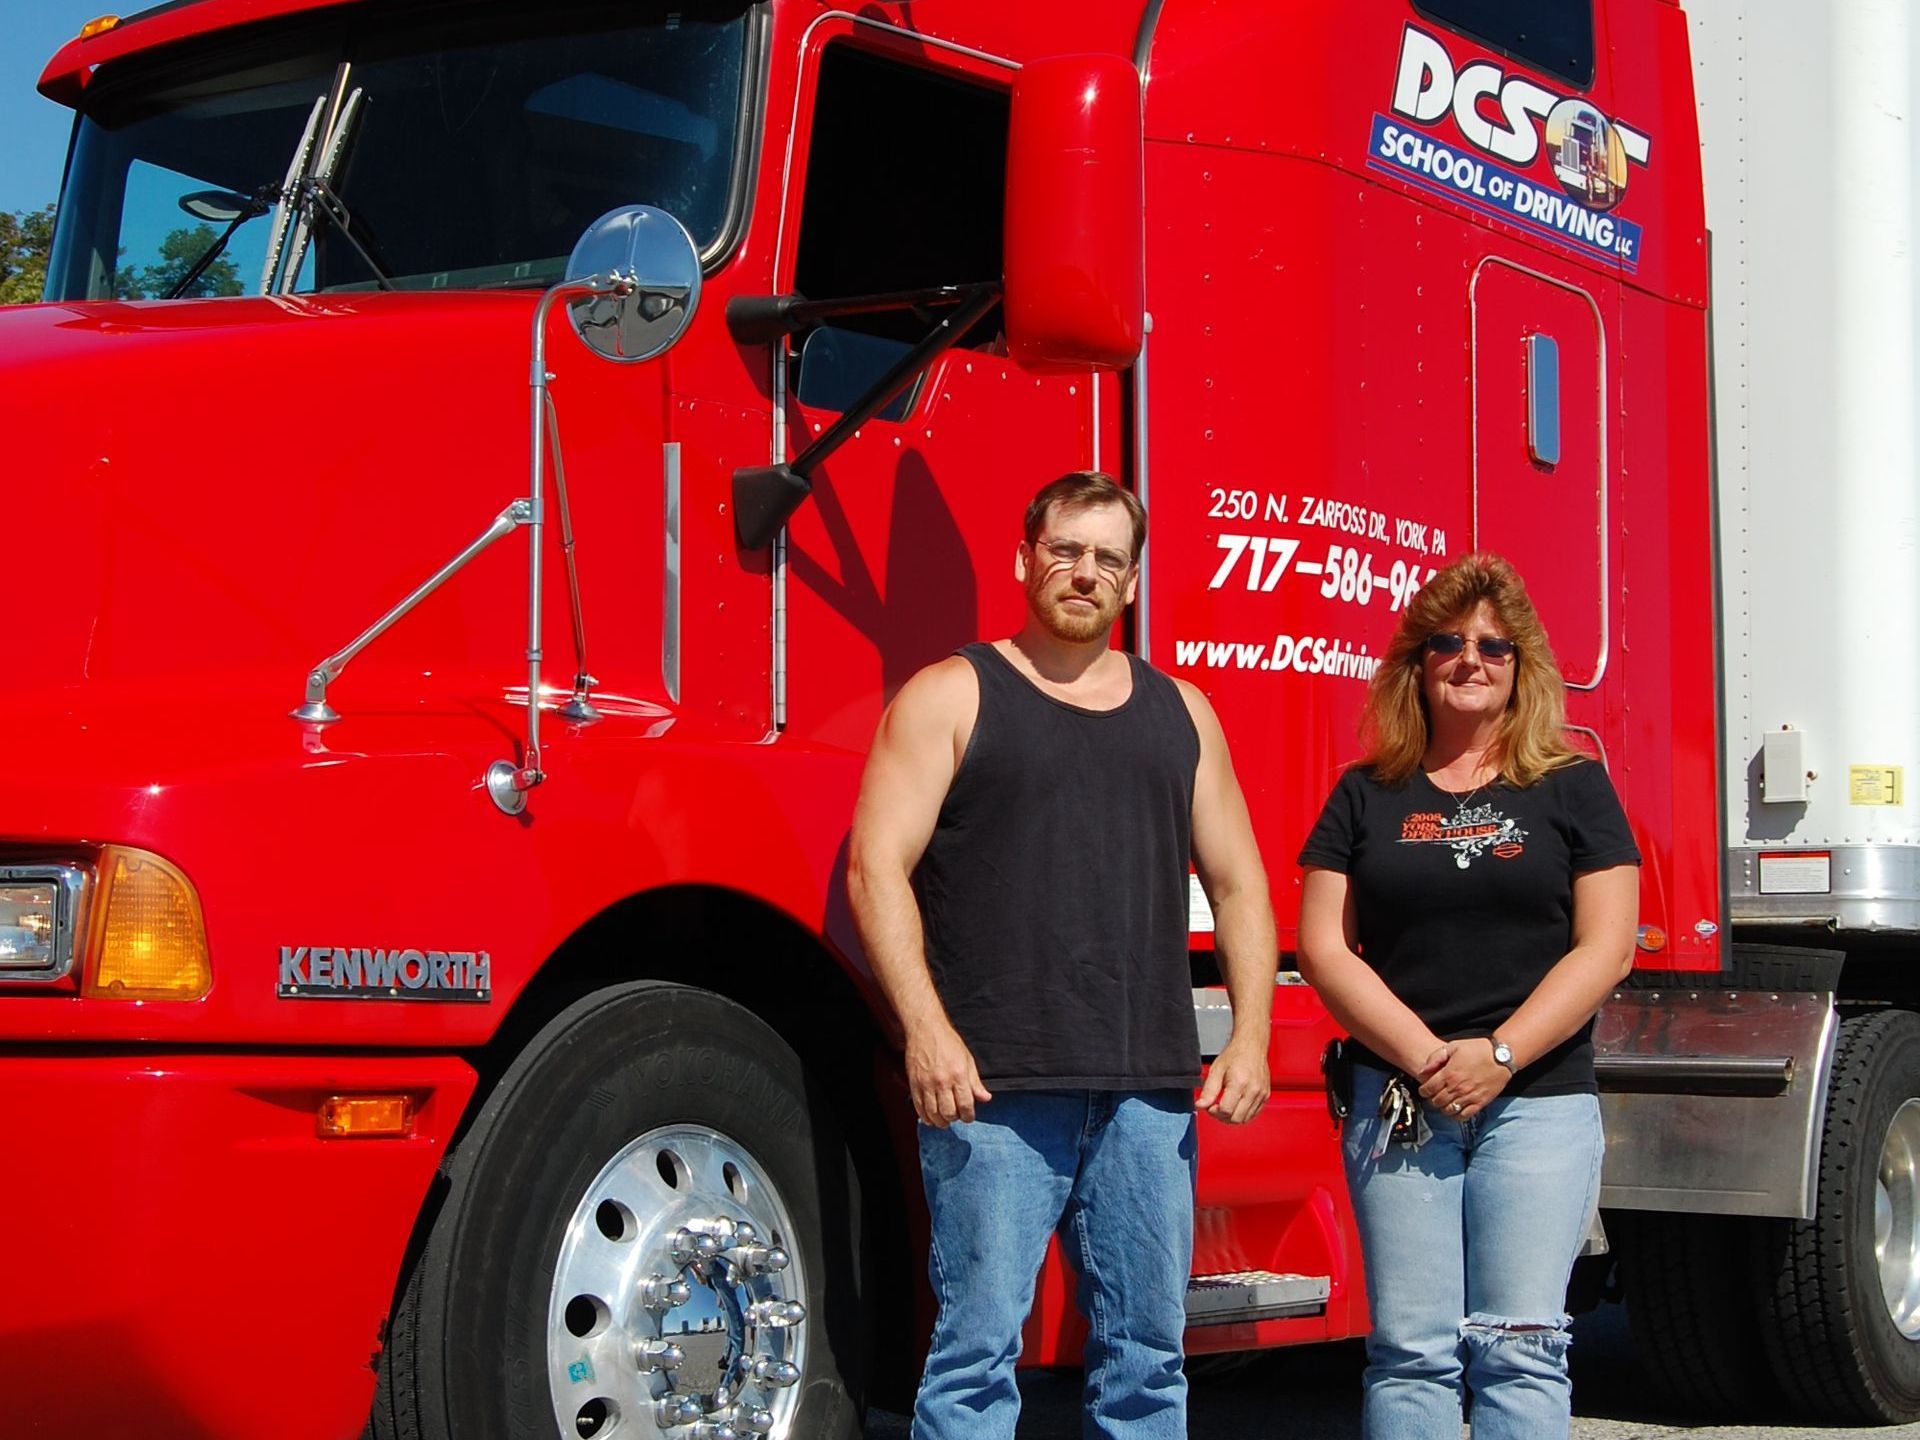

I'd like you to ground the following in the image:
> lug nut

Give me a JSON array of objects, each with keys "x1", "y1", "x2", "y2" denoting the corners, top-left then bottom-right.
[
  {"x1": 749, "y1": 1299, "x2": 806, "y2": 1328},
  {"x1": 690, "y1": 1424, "x2": 738, "y2": 1440},
  {"x1": 733, "y1": 1244, "x2": 789, "y2": 1277},
  {"x1": 737, "y1": 1407, "x2": 776, "y2": 1436},
  {"x1": 643, "y1": 1274, "x2": 693, "y2": 1311},
  {"x1": 751, "y1": 1356, "x2": 800, "y2": 1388},
  {"x1": 634, "y1": 1338, "x2": 685, "y2": 1372},
  {"x1": 672, "y1": 1228, "x2": 721, "y2": 1264},
  {"x1": 654, "y1": 1394, "x2": 703, "y2": 1428}
]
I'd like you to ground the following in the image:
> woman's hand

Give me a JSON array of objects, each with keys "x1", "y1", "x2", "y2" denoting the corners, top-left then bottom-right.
[{"x1": 1418, "y1": 1038, "x2": 1510, "y2": 1120}]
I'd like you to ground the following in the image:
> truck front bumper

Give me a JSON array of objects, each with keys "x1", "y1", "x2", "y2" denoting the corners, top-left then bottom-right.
[{"x1": 0, "y1": 1050, "x2": 475, "y2": 1440}]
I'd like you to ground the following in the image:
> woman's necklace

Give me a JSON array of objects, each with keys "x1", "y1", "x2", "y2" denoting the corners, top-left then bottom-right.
[{"x1": 1428, "y1": 762, "x2": 1498, "y2": 819}]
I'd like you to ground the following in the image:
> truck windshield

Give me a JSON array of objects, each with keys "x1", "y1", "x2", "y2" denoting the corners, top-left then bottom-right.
[{"x1": 45, "y1": 2, "x2": 752, "y2": 301}]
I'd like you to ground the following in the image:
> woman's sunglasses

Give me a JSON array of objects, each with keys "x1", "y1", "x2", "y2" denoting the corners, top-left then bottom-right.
[{"x1": 1425, "y1": 632, "x2": 1518, "y2": 664}]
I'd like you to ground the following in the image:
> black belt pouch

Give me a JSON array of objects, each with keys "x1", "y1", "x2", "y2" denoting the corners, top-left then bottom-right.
[{"x1": 1322, "y1": 1037, "x2": 1354, "y2": 1126}]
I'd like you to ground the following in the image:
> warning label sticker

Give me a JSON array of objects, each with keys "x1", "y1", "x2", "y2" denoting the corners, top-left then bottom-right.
[{"x1": 1849, "y1": 766, "x2": 1905, "y2": 806}]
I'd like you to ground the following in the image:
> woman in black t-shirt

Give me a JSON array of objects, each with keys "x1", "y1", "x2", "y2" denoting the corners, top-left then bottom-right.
[{"x1": 1298, "y1": 552, "x2": 1639, "y2": 1440}]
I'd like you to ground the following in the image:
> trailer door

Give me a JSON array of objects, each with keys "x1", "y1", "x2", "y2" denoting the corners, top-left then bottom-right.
[{"x1": 1470, "y1": 260, "x2": 1607, "y2": 687}]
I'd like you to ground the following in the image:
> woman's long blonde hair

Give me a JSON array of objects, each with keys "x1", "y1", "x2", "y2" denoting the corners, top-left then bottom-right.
[{"x1": 1359, "y1": 552, "x2": 1580, "y2": 786}]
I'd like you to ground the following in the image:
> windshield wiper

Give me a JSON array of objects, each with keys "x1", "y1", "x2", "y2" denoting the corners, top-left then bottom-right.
[
  {"x1": 277, "y1": 85, "x2": 396, "y2": 292},
  {"x1": 163, "y1": 172, "x2": 396, "y2": 297},
  {"x1": 165, "y1": 187, "x2": 276, "y2": 299},
  {"x1": 259, "y1": 93, "x2": 330, "y2": 293},
  {"x1": 299, "y1": 176, "x2": 397, "y2": 291}
]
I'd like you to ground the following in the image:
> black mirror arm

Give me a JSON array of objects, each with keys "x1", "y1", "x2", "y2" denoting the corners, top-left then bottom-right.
[
  {"x1": 163, "y1": 189, "x2": 275, "y2": 300},
  {"x1": 732, "y1": 282, "x2": 1000, "y2": 550},
  {"x1": 726, "y1": 283, "x2": 992, "y2": 345}
]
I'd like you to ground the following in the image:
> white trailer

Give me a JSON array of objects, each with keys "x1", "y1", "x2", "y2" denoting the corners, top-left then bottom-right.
[{"x1": 1605, "y1": 1, "x2": 1920, "y2": 1422}]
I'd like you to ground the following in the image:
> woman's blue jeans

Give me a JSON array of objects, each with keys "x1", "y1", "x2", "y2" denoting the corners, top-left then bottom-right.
[
  {"x1": 911, "y1": 1089, "x2": 1198, "y2": 1440},
  {"x1": 1342, "y1": 1065, "x2": 1604, "y2": 1440}
]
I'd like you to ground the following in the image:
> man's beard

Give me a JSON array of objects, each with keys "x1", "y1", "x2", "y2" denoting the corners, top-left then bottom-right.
[{"x1": 1028, "y1": 577, "x2": 1123, "y2": 642}]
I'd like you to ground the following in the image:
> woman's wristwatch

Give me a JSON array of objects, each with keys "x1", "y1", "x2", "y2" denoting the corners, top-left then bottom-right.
[{"x1": 1490, "y1": 1037, "x2": 1516, "y2": 1074}]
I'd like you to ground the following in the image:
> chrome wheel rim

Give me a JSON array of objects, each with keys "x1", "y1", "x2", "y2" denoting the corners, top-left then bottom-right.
[
  {"x1": 547, "y1": 1124, "x2": 808, "y2": 1438},
  {"x1": 1876, "y1": 1098, "x2": 1920, "y2": 1338}
]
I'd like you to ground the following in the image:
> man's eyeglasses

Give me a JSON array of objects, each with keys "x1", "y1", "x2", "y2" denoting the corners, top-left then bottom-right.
[
  {"x1": 1032, "y1": 538, "x2": 1136, "y2": 580},
  {"x1": 1425, "y1": 632, "x2": 1518, "y2": 664}
]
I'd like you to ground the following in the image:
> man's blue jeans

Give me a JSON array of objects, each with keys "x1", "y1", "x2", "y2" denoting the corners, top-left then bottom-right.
[
  {"x1": 911, "y1": 1089, "x2": 1198, "y2": 1440},
  {"x1": 1342, "y1": 1065, "x2": 1604, "y2": 1440}
]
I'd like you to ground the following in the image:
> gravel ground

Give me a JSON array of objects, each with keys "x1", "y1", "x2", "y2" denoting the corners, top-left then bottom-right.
[{"x1": 865, "y1": 1304, "x2": 1920, "y2": 1439}]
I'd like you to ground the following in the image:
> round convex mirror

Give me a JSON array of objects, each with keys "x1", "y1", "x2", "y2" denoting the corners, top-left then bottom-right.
[{"x1": 562, "y1": 205, "x2": 702, "y2": 364}]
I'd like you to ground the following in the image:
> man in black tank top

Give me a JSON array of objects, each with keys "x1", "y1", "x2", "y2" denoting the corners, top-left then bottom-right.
[{"x1": 849, "y1": 473, "x2": 1278, "y2": 1440}]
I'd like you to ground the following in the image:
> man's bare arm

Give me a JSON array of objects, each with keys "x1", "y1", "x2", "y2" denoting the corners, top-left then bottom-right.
[
  {"x1": 1179, "y1": 680, "x2": 1277, "y2": 1124},
  {"x1": 846, "y1": 657, "x2": 991, "y2": 1127}
]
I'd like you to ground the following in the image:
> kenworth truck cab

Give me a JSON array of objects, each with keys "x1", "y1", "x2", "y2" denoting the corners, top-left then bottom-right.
[{"x1": 8, "y1": 0, "x2": 1907, "y2": 1436}]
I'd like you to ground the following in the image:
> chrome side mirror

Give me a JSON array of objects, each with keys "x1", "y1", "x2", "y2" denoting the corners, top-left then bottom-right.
[{"x1": 563, "y1": 205, "x2": 702, "y2": 363}]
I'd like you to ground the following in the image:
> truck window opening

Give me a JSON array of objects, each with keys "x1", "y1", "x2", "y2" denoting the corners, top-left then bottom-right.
[
  {"x1": 789, "y1": 41, "x2": 1008, "y2": 408},
  {"x1": 794, "y1": 326, "x2": 923, "y2": 422},
  {"x1": 1413, "y1": 0, "x2": 1595, "y2": 87}
]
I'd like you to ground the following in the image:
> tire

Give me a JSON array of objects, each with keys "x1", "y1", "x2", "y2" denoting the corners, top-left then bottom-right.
[
  {"x1": 1612, "y1": 1208, "x2": 1784, "y2": 1419},
  {"x1": 1755, "y1": 1008, "x2": 1920, "y2": 1422},
  {"x1": 369, "y1": 981, "x2": 867, "y2": 1440}
]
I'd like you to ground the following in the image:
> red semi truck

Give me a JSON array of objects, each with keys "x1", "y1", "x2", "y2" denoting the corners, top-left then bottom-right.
[{"x1": 4, "y1": 0, "x2": 1901, "y2": 1435}]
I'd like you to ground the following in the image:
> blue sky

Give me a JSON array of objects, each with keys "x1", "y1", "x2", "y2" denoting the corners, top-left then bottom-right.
[{"x1": 1, "y1": 3, "x2": 116, "y2": 214}]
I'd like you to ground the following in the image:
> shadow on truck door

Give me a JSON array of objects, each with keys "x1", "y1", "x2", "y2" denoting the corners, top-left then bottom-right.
[{"x1": 775, "y1": 34, "x2": 1101, "y2": 750}]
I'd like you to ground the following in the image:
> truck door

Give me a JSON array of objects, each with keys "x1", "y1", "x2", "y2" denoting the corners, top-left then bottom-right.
[
  {"x1": 771, "y1": 30, "x2": 1113, "y2": 751},
  {"x1": 1470, "y1": 260, "x2": 1608, "y2": 692}
]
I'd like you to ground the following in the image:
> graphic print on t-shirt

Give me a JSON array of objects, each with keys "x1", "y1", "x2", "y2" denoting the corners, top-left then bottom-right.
[{"x1": 1398, "y1": 804, "x2": 1529, "y2": 870}]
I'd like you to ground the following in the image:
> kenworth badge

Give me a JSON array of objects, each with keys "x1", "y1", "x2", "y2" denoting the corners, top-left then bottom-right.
[{"x1": 278, "y1": 945, "x2": 491, "y2": 1001}]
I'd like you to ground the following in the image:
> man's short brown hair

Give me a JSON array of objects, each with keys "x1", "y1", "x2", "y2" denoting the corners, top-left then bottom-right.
[{"x1": 1023, "y1": 472, "x2": 1147, "y2": 559}]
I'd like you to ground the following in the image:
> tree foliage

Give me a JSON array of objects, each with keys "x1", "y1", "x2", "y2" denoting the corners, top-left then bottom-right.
[
  {"x1": 0, "y1": 205, "x2": 57, "y2": 306},
  {"x1": 0, "y1": 209, "x2": 248, "y2": 304},
  {"x1": 118, "y1": 224, "x2": 245, "y2": 300}
]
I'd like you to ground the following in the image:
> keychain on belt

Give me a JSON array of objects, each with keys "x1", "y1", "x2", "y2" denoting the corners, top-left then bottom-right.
[{"x1": 1369, "y1": 1072, "x2": 1432, "y2": 1160}]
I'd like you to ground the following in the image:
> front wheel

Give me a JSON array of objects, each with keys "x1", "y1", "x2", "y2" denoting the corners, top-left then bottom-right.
[{"x1": 370, "y1": 981, "x2": 867, "y2": 1440}]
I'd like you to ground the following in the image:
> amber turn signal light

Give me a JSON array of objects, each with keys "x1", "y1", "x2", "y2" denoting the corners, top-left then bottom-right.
[
  {"x1": 83, "y1": 846, "x2": 212, "y2": 1000},
  {"x1": 317, "y1": 1095, "x2": 416, "y2": 1139}
]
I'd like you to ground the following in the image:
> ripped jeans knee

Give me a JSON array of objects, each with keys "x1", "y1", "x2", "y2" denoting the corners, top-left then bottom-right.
[
  {"x1": 1459, "y1": 1312, "x2": 1574, "y2": 1438},
  {"x1": 1462, "y1": 1309, "x2": 1571, "y2": 1342},
  {"x1": 1462, "y1": 1309, "x2": 1573, "y2": 1369}
]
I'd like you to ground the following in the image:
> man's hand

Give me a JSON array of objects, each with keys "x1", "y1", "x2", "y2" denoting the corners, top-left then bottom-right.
[
  {"x1": 1196, "y1": 1033, "x2": 1270, "y2": 1124},
  {"x1": 907, "y1": 1018, "x2": 993, "y2": 1127},
  {"x1": 1417, "y1": 1038, "x2": 1509, "y2": 1120}
]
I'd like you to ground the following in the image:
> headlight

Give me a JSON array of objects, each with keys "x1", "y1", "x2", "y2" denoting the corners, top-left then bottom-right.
[
  {"x1": 0, "y1": 849, "x2": 212, "y2": 999},
  {"x1": 0, "y1": 866, "x2": 88, "y2": 983}
]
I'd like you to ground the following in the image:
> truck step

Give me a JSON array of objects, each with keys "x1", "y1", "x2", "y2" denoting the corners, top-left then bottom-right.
[{"x1": 1184, "y1": 1270, "x2": 1330, "y2": 1325}]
